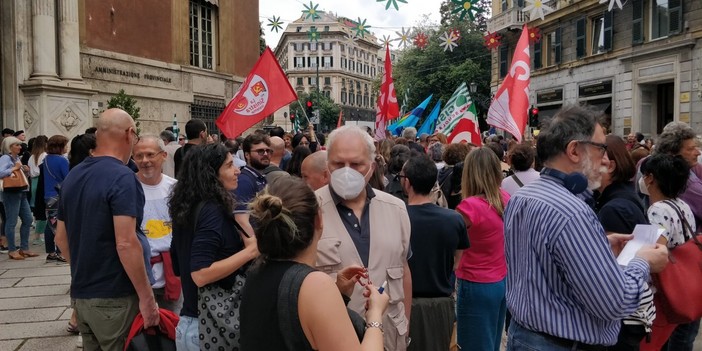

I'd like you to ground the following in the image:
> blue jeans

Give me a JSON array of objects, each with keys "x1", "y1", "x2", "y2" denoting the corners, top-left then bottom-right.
[
  {"x1": 456, "y1": 277, "x2": 506, "y2": 351},
  {"x1": 44, "y1": 206, "x2": 59, "y2": 254},
  {"x1": 664, "y1": 319, "x2": 701, "y2": 351},
  {"x1": 507, "y1": 322, "x2": 580, "y2": 351},
  {"x1": 175, "y1": 315, "x2": 199, "y2": 351},
  {"x1": 3, "y1": 192, "x2": 32, "y2": 252}
]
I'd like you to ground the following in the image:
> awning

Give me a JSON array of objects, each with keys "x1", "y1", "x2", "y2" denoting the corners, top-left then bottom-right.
[{"x1": 204, "y1": 0, "x2": 218, "y2": 6}]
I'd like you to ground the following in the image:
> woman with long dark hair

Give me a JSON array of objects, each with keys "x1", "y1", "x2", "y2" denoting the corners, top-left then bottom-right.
[
  {"x1": 28, "y1": 135, "x2": 48, "y2": 244},
  {"x1": 454, "y1": 147, "x2": 510, "y2": 351},
  {"x1": 168, "y1": 143, "x2": 257, "y2": 351},
  {"x1": 241, "y1": 176, "x2": 388, "y2": 351},
  {"x1": 285, "y1": 145, "x2": 312, "y2": 177}
]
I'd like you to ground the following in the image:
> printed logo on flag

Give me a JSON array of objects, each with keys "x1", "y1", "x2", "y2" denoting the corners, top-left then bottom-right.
[{"x1": 234, "y1": 75, "x2": 270, "y2": 116}]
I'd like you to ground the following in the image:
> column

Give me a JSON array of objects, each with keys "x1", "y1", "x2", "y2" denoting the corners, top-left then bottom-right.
[
  {"x1": 30, "y1": 0, "x2": 58, "y2": 80},
  {"x1": 58, "y1": 0, "x2": 81, "y2": 80}
]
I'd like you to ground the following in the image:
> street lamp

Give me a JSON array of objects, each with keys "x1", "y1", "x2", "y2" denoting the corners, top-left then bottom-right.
[{"x1": 469, "y1": 82, "x2": 478, "y2": 95}]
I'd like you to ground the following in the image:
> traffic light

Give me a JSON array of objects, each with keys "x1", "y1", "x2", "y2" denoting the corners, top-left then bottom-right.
[
  {"x1": 529, "y1": 106, "x2": 539, "y2": 127},
  {"x1": 290, "y1": 112, "x2": 296, "y2": 123},
  {"x1": 306, "y1": 100, "x2": 314, "y2": 117}
]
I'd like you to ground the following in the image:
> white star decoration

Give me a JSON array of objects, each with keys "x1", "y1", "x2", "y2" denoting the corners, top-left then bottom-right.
[
  {"x1": 395, "y1": 27, "x2": 411, "y2": 49},
  {"x1": 381, "y1": 35, "x2": 393, "y2": 48},
  {"x1": 599, "y1": 0, "x2": 623, "y2": 11},
  {"x1": 523, "y1": 0, "x2": 554, "y2": 21},
  {"x1": 439, "y1": 31, "x2": 459, "y2": 52},
  {"x1": 344, "y1": 32, "x2": 359, "y2": 48}
]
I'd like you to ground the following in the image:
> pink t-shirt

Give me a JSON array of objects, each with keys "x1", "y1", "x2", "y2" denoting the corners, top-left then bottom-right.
[{"x1": 455, "y1": 189, "x2": 510, "y2": 283}]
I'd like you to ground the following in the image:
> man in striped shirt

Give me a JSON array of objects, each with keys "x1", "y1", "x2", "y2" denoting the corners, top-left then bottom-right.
[{"x1": 504, "y1": 105, "x2": 669, "y2": 350}]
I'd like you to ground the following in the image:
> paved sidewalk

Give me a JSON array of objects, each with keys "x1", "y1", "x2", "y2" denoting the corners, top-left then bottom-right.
[{"x1": 0, "y1": 242, "x2": 80, "y2": 351}]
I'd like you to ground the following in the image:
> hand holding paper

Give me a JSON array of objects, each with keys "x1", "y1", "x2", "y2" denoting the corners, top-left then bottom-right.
[{"x1": 616, "y1": 224, "x2": 664, "y2": 266}]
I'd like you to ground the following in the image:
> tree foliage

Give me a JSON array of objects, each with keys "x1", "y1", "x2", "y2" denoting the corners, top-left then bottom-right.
[
  {"x1": 288, "y1": 91, "x2": 341, "y2": 132},
  {"x1": 107, "y1": 89, "x2": 141, "y2": 133},
  {"x1": 259, "y1": 22, "x2": 267, "y2": 54},
  {"x1": 392, "y1": 8, "x2": 492, "y2": 120}
]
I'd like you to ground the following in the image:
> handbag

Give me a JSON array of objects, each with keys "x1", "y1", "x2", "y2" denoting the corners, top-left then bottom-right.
[
  {"x1": 197, "y1": 275, "x2": 246, "y2": 351},
  {"x1": 651, "y1": 200, "x2": 702, "y2": 324},
  {"x1": 0, "y1": 168, "x2": 29, "y2": 192}
]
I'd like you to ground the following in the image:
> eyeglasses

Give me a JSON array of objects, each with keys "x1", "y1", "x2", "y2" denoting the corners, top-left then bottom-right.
[
  {"x1": 133, "y1": 151, "x2": 164, "y2": 161},
  {"x1": 126, "y1": 128, "x2": 140, "y2": 143},
  {"x1": 251, "y1": 148, "x2": 273, "y2": 156},
  {"x1": 396, "y1": 174, "x2": 407, "y2": 180},
  {"x1": 577, "y1": 140, "x2": 608, "y2": 155}
]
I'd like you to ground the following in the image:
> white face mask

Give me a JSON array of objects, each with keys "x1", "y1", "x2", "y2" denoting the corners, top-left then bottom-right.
[
  {"x1": 638, "y1": 176, "x2": 650, "y2": 196},
  {"x1": 330, "y1": 166, "x2": 370, "y2": 200}
]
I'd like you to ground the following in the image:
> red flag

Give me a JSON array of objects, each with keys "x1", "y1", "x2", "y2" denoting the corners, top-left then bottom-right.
[
  {"x1": 336, "y1": 110, "x2": 343, "y2": 129},
  {"x1": 487, "y1": 24, "x2": 531, "y2": 142},
  {"x1": 447, "y1": 118, "x2": 482, "y2": 145},
  {"x1": 374, "y1": 46, "x2": 400, "y2": 140},
  {"x1": 216, "y1": 47, "x2": 297, "y2": 138}
]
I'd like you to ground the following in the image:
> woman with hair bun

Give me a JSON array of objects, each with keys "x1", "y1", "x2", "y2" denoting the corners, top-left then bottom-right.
[{"x1": 241, "y1": 176, "x2": 389, "y2": 351}]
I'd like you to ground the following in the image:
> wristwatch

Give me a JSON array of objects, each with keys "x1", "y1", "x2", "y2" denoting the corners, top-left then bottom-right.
[{"x1": 365, "y1": 321, "x2": 384, "y2": 333}]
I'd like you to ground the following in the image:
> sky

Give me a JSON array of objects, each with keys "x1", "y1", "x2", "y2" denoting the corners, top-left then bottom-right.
[{"x1": 259, "y1": 0, "x2": 445, "y2": 49}]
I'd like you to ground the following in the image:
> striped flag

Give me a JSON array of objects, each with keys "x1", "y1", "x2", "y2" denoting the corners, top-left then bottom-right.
[{"x1": 435, "y1": 83, "x2": 478, "y2": 135}]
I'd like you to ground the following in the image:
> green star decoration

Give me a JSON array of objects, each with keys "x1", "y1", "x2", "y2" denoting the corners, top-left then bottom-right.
[
  {"x1": 377, "y1": 0, "x2": 408, "y2": 11},
  {"x1": 308, "y1": 26, "x2": 320, "y2": 42},
  {"x1": 352, "y1": 18, "x2": 371, "y2": 38},
  {"x1": 302, "y1": 1, "x2": 322, "y2": 21},
  {"x1": 451, "y1": 0, "x2": 484, "y2": 21},
  {"x1": 267, "y1": 16, "x2": 284, "y2": 33}
]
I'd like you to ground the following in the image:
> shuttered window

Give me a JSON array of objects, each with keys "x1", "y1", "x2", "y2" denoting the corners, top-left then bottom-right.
[
  {"x1": 534, "y1": 39, "x2": 542, "y2": 69},
  {"x1": 668, "y1": 0, "x2": 683, "y2": 35},
  {"x1": 554, "y1": 28, "x2": 562, "y2": 65},
  {"x1": 632, "y1": 0, "x2": 644, "y2": 44},
  {"x1": 576, "y1": 18, "x2": 586, "y2": 59},
  {"x1": 499, "y1": 45, "x2": 509, "y2": 78},
  {"x1": 603, "y1": 10, "x2": 613, "y2": 51}
]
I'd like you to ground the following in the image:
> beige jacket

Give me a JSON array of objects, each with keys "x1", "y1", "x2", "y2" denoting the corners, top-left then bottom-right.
[{"x1": 315, "y1": 185, "x2": 411, "y2": 351}]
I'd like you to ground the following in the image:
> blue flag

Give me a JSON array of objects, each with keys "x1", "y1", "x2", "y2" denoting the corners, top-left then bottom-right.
[
  {"x1": 389, "y1": 95, "x2": 432, "y2": 136},
  {"x1": 417, "y1": 101, "x2": 441, "y2": 136}
]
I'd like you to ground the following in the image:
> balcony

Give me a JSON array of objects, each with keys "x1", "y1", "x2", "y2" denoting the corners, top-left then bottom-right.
[{"x1": 487, "y1": 7, "x2": 528, "y2": 33}]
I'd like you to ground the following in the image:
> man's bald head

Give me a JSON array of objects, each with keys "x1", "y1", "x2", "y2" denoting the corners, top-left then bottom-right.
[
  {"x1": 94, "y1": 108, "x2": 138, "y2": 164},
  {"x1": 301, "y1": 150, "x2": 329, "y2": 190},
  {"x1": 269, "y1": 136, "x2": 285, "y2": 166}
]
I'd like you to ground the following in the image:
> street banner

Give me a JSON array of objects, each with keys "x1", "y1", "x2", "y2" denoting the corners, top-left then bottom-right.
[
  {"x1": 487, "y1": 24, "x2": 531, "y2": 142},
  {"x1": 216, "y1": 47, "x2": 297, "y2": 138},
  {"x1": 374, "y1": 46, "x2": 400, "y2": 140},
  {"x1": 447, "y1": 118, "x2": 482, "y2": 145},
  {"x1": 435, "y1": 83, "x2": 478, "y2": 135}
]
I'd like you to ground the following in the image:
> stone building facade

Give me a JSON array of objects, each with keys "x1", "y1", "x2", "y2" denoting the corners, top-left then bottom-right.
[
  {"x1": 0, "y1": 0, "x2": 260, "y2": 139},
  {"x1": 273, "y1": 13, "x2": 382, "y2": 130},
  {"x1": 488, "y1": 0, "x2": 702, "y2": 137}
]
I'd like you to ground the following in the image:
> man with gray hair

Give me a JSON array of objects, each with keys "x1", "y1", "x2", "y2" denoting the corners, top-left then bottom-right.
[
  {"x1": 401, "y1": 127, "x2": 417, "y2": 141},
  {"x1": 504, "y1": 105, "x2": 668, "y2": 350},
  {"x1": 315, "y1": 125, "x2": 412, "y2": 350},
  {"x1": 160, "y1": 130, "x2": 180, "y2": 178}
]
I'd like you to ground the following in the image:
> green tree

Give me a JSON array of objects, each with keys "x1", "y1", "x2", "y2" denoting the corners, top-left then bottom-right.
[
  {"x1": 259, "y1": 23, "x2": 267, "y2": 54},
  {"x1": 107, "y1": 89, "x2": 141, "y2": 133},
  {"x1": 439, "y1": 0, "x2": 492, "y2": 32},
  {"x1": 288, "y1": 91, "x2": 341, "y2": 132}
]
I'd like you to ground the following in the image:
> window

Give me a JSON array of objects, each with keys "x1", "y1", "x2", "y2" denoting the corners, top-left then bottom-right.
[
  {"x1": 295, "y1": 57, "x2": 305, "y2": 68},
  {"x1": 356, "y1": 81, "x2": 361, "y2": 89},
  {"x1": 545, "y1": 29, "x2": 561, "y2": 66},
  {"x1": 310, "y1": 42, "x2": 318, "y2": 51},
  {"x1": 296, "y1": 77, "x2": 303, "y2": 86},
  {"x1": 296, "y1": 27, "x2": 302, "y2": 32},
  {"x1": 323, "y1": 56, "x2": 332, "y2": 68},
  {"x1": 189, "y1": 0, "x2": 216, "y2": 69},
  {"x1": 190, "y1": 99, "x2": 225, "y2": 135},
  {"x1": 324, "y1": 77, "x2": 331, "y2": 85},
  {"x1": 591, "y1": 16, "x2": 606, "y2": 55},
  {"x1": 324, "y1": 26, "x2": 330, "y2": 32},
  {"x1": 499, "y1": 45, "x2": 509, "y2": 78},
  {"x1": 633, "y1": 0, "x2": 681, "y2": 43},
  {"x1": 341, "y1": 90, "x2": 347, "y2": 104},
  {"x1": 502, "y1": 0, "x2": 508, "y2": 11},
  {"x1": 350, "y1": 94, "x2": 355, "y2": 105},
  {"x1": 652, "y1": 0, "x2": 670, "y2": 39}
]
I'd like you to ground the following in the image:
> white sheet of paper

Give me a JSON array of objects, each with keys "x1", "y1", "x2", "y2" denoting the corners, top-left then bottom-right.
[{"x1": 616, "y1": 224, "x2": 664, "y2": 266}]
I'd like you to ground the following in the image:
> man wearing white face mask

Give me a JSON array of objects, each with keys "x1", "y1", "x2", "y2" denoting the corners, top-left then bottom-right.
[{"x1": 315, "y1": 125, "x2": 412, "y2": 351}]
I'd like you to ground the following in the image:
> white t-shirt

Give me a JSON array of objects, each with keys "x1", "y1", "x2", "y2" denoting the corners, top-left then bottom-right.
[
  {"x1": 28, "y1": 152, "x2": 46, "y2": 178},
  {"x1": 501, "y1": 168, "x2": 540, "y2": 196},
  {"x1": 139, "y1": 175, "x2": 177, "y2": 288},
  {"x1": 648, "y1": 198, "x2": 696, "y2": 249}
]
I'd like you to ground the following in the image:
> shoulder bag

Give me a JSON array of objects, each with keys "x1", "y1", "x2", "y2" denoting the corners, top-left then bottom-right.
[
  {"x1": 651, "y1": 200, "x2": 702, "y2": 324},
  {"x1": 0, "y1": 161, "x2": 29, "y2": 192}
]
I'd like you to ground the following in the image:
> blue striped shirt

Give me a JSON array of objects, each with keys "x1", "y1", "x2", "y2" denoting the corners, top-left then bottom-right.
[{"x1": 504, "y1": 174, "x2": 651, "y2": 346}]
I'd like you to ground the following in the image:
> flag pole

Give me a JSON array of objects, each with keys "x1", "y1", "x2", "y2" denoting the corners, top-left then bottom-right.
[{"x1": 295, "y1": 100, "x2": 312, "y2": 125}]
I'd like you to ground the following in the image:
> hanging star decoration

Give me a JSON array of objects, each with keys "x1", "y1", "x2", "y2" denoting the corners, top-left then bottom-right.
[
  {"x1": 413, "y1": 32, "x2": 429, "y2": 49},
  {"x1": 381, "y1": 35, "x2": 393, "y2": 48},
  {"x1": 528, "y1": 27, "x2": 542, "y2": 43},
  {"x1": 439, "y1": 31, "x2": 459, "y2": 52},
  {"x1": 599, "y1": 0, "x2": 623, "y2": 11},
  {"x1": 352, "y1": 18, "x2": 371, "y2": 38},
  {"x1": 302, "y1": 1, "x2": 322, "y2": 21},
  {"x1": 377, "y1": 0, "x2": 408, "y2": 11},
  {"x1": 484, "y1": 32, "x2": 502, "y2": 50},
  {"x1": 395, "y1": 27, "x2": 412, "y2": 49},
  {"x1": 449, "y1": 28, "x2": 462, "y2": 42},
  {"x1": 344, "y1": 32, "x2": 359, "y2": 47},
  {"x1": 523, "y1": 0, "x2": 554, "y2": 21},
  {"x1": 267, "y1": 16, "x2": 284, "y2": 33},
  {"x1": 451, "y1": 0, "x2": 483, "y2": 21},
  {"x1": 308, "y1": 26, "x2": 320, "y2": 42}
]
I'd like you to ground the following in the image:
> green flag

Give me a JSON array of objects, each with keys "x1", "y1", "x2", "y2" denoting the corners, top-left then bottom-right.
[{"x1": 435, "y1": 83, "x2": 478, "y2": 135}]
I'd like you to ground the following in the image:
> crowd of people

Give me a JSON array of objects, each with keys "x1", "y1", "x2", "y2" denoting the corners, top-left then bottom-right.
[{"x1": 2, "y1": 104, "x2": 701, "y2": 351}]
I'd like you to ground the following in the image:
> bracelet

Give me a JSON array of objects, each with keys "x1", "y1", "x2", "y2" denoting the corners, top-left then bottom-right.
[{"x1": 365, "y1": 321, "x2": 383, "y2": 333}]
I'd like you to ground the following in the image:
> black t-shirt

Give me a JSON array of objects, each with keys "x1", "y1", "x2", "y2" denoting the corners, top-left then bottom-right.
[
  {"x1": 58, "y1": 156, "x2": 145, "y2": 299},
  {"x1": 407, "y1": 203, "x2": 469, "y2": 297},
  {"x1": 173, "y1": 143, "x2": 196, "y2": 177},
  {"x1": 170, "y1": 201, "x2": 245, "y2": 318}
]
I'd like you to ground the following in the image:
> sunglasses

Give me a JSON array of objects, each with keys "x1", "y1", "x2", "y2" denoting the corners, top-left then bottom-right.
[{"x1": 251, "y1": 148, "x2": 273, "y2": 156}]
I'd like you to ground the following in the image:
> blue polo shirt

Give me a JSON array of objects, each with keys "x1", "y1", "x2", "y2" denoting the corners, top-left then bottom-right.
[{"x1": 234, "y1": 165, "x2": 267, "y2": 213}]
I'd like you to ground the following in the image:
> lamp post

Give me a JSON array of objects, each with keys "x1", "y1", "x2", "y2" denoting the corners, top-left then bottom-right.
[{"x1": 469, "y1": 82, "x2": 478, "y2": 95}]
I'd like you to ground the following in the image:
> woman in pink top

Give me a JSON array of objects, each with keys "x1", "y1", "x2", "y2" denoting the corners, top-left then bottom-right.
[{"x1": 455, "y1": 147, "x2": 510, "y2": 351}]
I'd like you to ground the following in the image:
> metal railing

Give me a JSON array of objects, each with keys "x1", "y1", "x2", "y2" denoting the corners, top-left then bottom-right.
[{"x1": 487, "y1": 7, "x2": 528, "y2": 33}]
